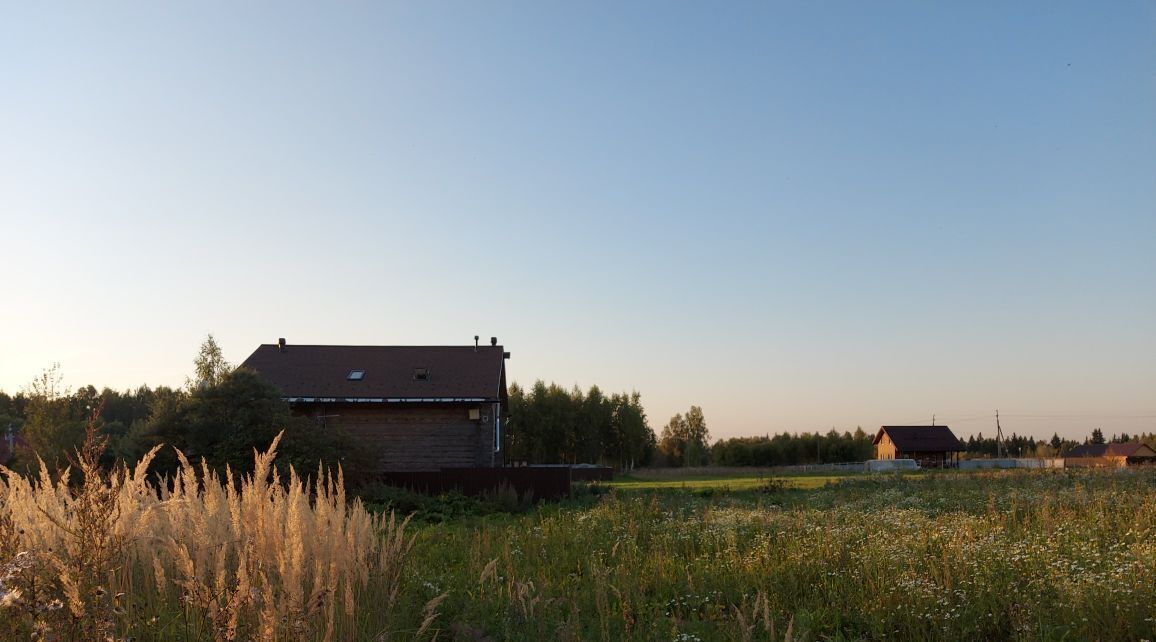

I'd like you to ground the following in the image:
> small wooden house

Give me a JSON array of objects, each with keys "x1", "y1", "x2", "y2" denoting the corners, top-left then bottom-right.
[
  {"x1": 1065, "y1": 442, "x2": 1156, "y2": 468},
  {"x1": 873, "y1": 425, "x2": 965, "y2": 468},
  {"x1": 241, "y1": 339, "x2": 510, "y2": 472}
]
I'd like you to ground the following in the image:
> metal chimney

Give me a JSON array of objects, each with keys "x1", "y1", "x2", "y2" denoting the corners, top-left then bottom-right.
[
  {"x1": 490, "y1": 336, "x2": 497, "y2": 346},
  {"x1": 277, "y1": 338, "x2": 286, "y2": 352}
]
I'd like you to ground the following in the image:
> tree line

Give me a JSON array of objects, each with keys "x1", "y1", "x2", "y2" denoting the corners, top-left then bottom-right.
[
  {"x1": 963, "y1": 428, "x2": 1156, "y2": 458},
  {"x1": 710, "y1": 428, "x2": 876, "y2": 467},
  {"x1": 5, "y1": 343, "x2": 1152, "y2": 474},
  {"x1": 506, "y1": 381, "x2": 656, "y2": 470}
]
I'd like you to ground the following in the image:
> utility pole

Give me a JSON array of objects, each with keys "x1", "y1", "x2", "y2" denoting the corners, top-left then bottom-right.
[{"x1": 996, "y1": 410, "x2": 1005, "y2": 458}]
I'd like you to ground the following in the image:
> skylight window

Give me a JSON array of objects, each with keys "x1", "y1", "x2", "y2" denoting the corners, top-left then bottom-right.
[
  {"x1": 347, "y1": 370, "x2": 365, "y2": 381},
  {"x1": 413, "y1": 368, "x2": 429, "y2": 381}
]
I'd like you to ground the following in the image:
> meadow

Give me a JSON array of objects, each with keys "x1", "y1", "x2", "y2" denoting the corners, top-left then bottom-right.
[
  {"x1": 3, "y1": 437, "x2": 1155, "y2": 641},
  {"x1": 401, "y1": 469, "x2": 1156, "y2": 641}
]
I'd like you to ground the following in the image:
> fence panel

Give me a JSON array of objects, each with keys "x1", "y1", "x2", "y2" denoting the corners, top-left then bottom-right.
[{"x1": 378, "y1": 466, "x2": 573, "y2": 500}]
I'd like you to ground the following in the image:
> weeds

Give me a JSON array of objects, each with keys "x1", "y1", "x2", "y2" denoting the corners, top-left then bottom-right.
[
  {"x1": 405, "y1": 468, "x2": 1156, "y2": 641},
  {"x1": 5, "y1": 427, "x2": 1154, "y2": 641},
  {"x1": 0, "y1": 424, "x2": 416, "y2": 641}
]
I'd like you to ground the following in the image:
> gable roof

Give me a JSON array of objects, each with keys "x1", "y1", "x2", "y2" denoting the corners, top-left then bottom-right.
[
  {"x1": 1067, "y1": 442, "x2": 1156, "y2": 458},
  {"x1": 873, "y1": 426, "x2": 965, "y2": 452},
  {"x1": 240, "y1": 343, "x2": 508, "y2": 403}
]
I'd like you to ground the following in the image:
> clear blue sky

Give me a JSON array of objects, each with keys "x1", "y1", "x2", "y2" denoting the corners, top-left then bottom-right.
[{"x1": 2, "y1": 2, "x2": 1154, "y2": 442}]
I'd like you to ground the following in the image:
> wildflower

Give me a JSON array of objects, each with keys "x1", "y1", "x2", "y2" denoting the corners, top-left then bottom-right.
[{"x1": 1, "y1": 588, "x2": 22, "y2": 607}]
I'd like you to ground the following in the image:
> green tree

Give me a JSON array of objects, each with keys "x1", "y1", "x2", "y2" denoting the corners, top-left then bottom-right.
[
  {"x1": 18, "y1": 363, "x2": 85, "y2": 471},
  {"x1": 506, "y1": 380, "x2": 655, "y2": 467},
  {"x1": 144, "y1": 369, "x2": 364, "y2": 480},
  {"x1": 609, "y1": 391, "x2": 654, "y2": 470},
  {"x1": 683, "y1": 406, "x2": 710, "y2": 466},
  {"x1": 658, "y1": 413, "x2": 686, "y2": 466},
  {"x1": 187, "y1": 333, "x2": 232, "y2": 390},
  {"x1": 1090, "y1": 428, "x2": 1106, "y2": 444},
  {"x1": 658, "y1": 406, "x2": 710, "y2": 467}
]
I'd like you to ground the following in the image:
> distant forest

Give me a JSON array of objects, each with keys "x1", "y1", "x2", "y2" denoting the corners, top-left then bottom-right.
[{"x1": 3, "y1": 342, "x2": 1153, "y2": 473}]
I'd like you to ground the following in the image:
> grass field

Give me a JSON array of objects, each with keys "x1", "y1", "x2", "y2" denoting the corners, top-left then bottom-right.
[
  {"x1": 4, "y1": 447, "x2": 1156, "y2": 641},
  {"x1": 399, "y1": 468, "x2": 1156, "y2": 641},
  {"x1": 607, "y1": 472, "x2": 842, "y2": 491}
]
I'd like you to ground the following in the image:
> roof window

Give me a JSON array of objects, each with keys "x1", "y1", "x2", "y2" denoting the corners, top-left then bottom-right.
[
  {"x1": 347, "y1": 370, "x2": 365, "y2": 381},
  {"x1": 413, "y1": 368, "x2": 429, "y2": 381}
]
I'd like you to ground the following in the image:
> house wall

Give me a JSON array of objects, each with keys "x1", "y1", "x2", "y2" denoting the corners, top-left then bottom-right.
[
  {"x1": 294, "y1": 403, "x2": 500, "y2": 471},
  {"x1": 875, "y1": 434, "x2": 898, "y2": 460}
]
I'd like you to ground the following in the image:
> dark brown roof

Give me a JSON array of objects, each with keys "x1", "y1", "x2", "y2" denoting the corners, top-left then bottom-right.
[
  {"x1": 873, "y1": 426, "x2": 965, "y2": 452},
  {"x1": 240, "y1": 344, "x2": 508, "y2": 402},
  {"x1": 1067, "y1": 442, "x2": 1156, "y2": 458}
]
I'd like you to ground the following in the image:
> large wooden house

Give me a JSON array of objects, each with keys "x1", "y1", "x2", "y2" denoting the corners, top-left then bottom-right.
[
  {"x1": 1065, "y1": 442, "x2": 1156, "y2": 468},
  {"x1": 241, "y1": 338, "x2": 510, "y2": 472},
  {"x1": 873, "y1": 425, "x2": 965, "y2": 468}
]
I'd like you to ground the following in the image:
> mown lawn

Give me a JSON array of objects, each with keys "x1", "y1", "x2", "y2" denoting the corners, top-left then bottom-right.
[{"x1": 398, "y1": 469, "x2": 1156, "y2": 641}]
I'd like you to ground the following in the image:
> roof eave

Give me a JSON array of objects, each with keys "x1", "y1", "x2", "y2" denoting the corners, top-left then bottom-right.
[{"x1": 284, "y1": 396, "x2": 495, "y2": 404}]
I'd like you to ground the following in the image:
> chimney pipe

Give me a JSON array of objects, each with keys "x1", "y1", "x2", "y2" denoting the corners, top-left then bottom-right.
[
  {"x1": 277, "y1": 338, "x2": 286, "y2": 352},
  {"x1": 490, "y1": 336, "x2": 497, "y2": 347},
  {"x1": 474, "y1": 335, "x2": 479, "y2": 351}
]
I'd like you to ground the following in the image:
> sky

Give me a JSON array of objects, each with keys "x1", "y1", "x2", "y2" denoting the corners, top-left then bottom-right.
[{"x1": 2, "y1": 2, "x2": 1154, "y2": 443}]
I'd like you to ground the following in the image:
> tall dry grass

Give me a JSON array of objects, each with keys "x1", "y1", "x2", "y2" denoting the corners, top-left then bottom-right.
[{"x1": 0, "y1": 420, "x2": 418, "y2": 641}]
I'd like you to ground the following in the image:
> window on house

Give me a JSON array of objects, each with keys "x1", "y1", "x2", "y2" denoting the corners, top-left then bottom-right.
[{"x1": 347, "y1": 370, "x2": 365, "y2": 381}]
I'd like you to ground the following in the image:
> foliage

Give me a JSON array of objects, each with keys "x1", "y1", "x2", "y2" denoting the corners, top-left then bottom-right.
[
  {"x1": 0, "y1": 391, "x2": 28, "y2": 430},
  {"x1": 187, "y1": 333, "x2": 232, "y2": 391},
  {"x1": 712, "y1": 427, "x2": 874, "y2": 466},
  {"x1": 965, "y1": 431, "x2": 1077, "y2": 458},
  {"x1": 506, "y1": 381, "x2": 655, "y2": 470},
  {"x1": 656, "y1": 406, "x2": 710, "y2": 467},
  {"x1": 143, "y1": 368, "x2": 369, "y2": 483},
  {"x1": 16, "y1": 363, "x2": 85, "y2": 472},
  {"x1": 4, "y1": 336, "x2": 370, "y2": 485}
]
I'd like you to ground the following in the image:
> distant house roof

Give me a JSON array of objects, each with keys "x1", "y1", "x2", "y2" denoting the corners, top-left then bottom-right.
[
  {"x1": 240, "y1": 343, "x2": 508, "y2": 403},
  {"x1": 1067, "y1": 442, "x2": 1156, "y2": 458},
  {"x1": 873, "y1": 426, "x2": 965, "y2": 452}
]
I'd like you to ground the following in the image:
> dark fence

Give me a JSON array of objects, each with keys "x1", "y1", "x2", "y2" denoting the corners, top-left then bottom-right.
[
  {"x1": 508, "y1": 463, "x2": 615, "y2": 482},
  {"x1": 570, "y1": 465, "x2": 614, "y2": 482},
  {"x1": 378, "y1": 466, "x2": 573, "y2": 500}
]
